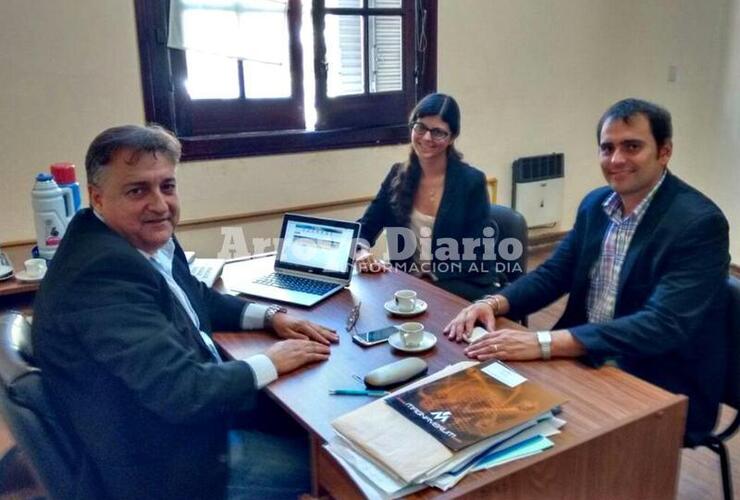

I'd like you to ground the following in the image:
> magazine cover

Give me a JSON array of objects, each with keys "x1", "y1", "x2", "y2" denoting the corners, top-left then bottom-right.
[{"x1": 385, "y1": 361, "x2": 567, "y2": 451}]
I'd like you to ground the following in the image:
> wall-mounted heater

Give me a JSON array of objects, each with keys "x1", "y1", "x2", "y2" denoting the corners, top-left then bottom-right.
[{"x1": 512, "y1": 153, "x2": 564, "y2": 228}]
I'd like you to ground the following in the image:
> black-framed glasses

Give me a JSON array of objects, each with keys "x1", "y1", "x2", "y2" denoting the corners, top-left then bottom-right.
[
  {"x1": 346, "y1": 301, "x2": 361, "y2": 332},
  {"x1": 410, "y1": 121, "x2": 451, "y2": 141}
]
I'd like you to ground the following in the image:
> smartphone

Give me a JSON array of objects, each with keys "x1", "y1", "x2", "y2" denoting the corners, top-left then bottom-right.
[{"x1": 352, "y1": 326, "x2": 399, "y2": 347}]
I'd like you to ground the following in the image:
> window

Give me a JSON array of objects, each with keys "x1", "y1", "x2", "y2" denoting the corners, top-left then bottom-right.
[{"x1": 134, "y1": 0, "x2": 437, "y2": 160}]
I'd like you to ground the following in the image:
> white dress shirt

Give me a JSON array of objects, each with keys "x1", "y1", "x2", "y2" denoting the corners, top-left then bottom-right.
[
  {"x1": 143, "y1": 240, "x2": 278, "y2": 388},
  {"x1": 92, "y1": 211, "x2": 278, "y2": 388}
]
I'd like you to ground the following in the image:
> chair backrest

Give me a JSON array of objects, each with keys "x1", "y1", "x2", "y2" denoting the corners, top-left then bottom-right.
[
  {"x1": 490, "y1": 204, "x2": 528, "y2": 286},
  {"x1": 725, "y1": 276, "x2": 740, "y2": 410},
  {"x1": 0, "y1": 312, "x2": 79, "y2": 500}
]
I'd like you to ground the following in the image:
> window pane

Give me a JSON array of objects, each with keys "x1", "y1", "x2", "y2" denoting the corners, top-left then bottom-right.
[
  {"x1": 185, "y1": 51, "x2": 240, "y2": 99},
  {"x1": 177, "y1": 2, "x2": 292, "y2": 99},
  {"x1": 368, "y1": 16, "x2": 402, "y2": 93},
  {"x1": 368, "y1": 0, "x2": 402, "y2": 8},
  {"x1": 242, "y1": 60, "x2": 291, "y2": 98},
  {"x1": 325, "y1": 0, "x2": 362, "y2": 8},
  {"x1": 239, "y1": 10, "x2": 292, "y2": 98},
  {"x1": 325, "y1": 15, "x2": 364, "y2": 97}
]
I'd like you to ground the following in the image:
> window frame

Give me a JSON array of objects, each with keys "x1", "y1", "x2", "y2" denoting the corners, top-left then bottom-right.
[
  {"x1": 169, "y1": 0, "x2": 306, "y2": 136},
  {"x1": 313, "y1": 3, "x2": 416, "y2": 131},
  {"x1": 133, "y1": 0, "x2": 437, "y2": 161}
]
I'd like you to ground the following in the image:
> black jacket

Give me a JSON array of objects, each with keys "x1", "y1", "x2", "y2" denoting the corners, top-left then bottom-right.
[
  {"x1": 32, "y1": 209, "x2": 257, "y2": 499},
  {"x1": 501, "y1": 172, "x2": 730, "y2": 445},
  {"x1": 359, "y1": 158, "x2": 496, "y2": 286}
]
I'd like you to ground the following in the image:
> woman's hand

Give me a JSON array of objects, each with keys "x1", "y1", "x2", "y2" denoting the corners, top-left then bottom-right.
[
  {"x1": 443, "y1": 302, "x2": 496, "y2": 342},
  {"x1": 355, "y1": 248, "x2": 390, "y2": 273}
]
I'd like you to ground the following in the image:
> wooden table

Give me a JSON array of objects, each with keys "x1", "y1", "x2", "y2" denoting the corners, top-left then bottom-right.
[{"x1": 215, "y1": 257, "x2": 687, "y2": 499}]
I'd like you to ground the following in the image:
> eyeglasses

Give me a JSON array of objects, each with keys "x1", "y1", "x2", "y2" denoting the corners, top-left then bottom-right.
[
  {"x1": 410, "y1": 121, "x2": 451, "y2": 141},
  {"x1": 346, "y1": 301, "x2": 361, "y2": 332}
]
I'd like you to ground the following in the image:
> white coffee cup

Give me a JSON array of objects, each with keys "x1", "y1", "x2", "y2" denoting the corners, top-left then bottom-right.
[
  {"x1": 399, "y1": 322, "x2": 424, "y2": 347},
  {"x1": 394, "y1": 289, "x2": 417, "y2": 312},
  {"x1": 24, "y1": 258, "x2": 47, "y2": 278}
]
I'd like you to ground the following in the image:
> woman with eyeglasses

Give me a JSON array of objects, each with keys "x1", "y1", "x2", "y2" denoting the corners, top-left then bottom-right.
[{"x1": 355, "y1": 93, "x2": 498, "y2": 300}]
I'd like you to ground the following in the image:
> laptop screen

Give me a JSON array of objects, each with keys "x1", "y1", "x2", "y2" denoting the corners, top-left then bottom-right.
[{"x1": 275, "y1": 214, "x2": 361, "y2": 281}]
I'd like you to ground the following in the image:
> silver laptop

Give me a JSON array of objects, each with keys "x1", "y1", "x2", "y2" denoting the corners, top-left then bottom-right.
[{"x1": 232, "y1": 214, "x2": 361, "y2": 307}]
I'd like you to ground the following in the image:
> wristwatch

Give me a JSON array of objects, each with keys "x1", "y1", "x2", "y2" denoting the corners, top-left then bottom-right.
[
  {"x1": 264, "y1": 305, "x2": 288, "y2": 330},
  {"x1": 536, "y1": 331, "x2": 552, "y2": 360}
]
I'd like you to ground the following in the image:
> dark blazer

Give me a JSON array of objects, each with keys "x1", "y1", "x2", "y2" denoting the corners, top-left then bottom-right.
[
  {"x1": 32, "y1": 209, "x2": 258, "y2": 499},
  {"x1": 501, "y1": 172, "x2": 730, "y2": 445},
  {"x1": 359, "y1": 157, "x2": 495, "y2": 286}
]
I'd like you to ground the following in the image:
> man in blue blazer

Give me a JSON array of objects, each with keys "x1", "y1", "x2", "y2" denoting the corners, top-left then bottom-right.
[
  {"x1": 445, "y1": 98, "x2": 730, "y2": 446},
  {"x1": 32, "y1": 125, "x2": 337, "y2": 499}
]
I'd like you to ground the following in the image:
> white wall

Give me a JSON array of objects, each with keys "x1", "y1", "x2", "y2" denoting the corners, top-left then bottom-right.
[
  {"x1": 715, "y1": 0, "x2": 740, "y2": 259},
  {"x1": 439, "y1": 0, "x2": 729, "y2": 237},
  {"x1": 0, "y1": 0, "x2": 404, "y2": 248},
  {"x1": 0, "y1": 0, "x2": 735, "y2": 260}
]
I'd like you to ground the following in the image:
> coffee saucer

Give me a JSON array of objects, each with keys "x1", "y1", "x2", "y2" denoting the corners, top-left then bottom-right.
[
  {"x1": 384, "y1": 299, "x2": 428, "y2": 317},
  {"x1": 388, "y1": 331, "x2": 437, "y2": 353},
  {"x1": 14, "y1": 270, "x2": 45, "y2": 283}
]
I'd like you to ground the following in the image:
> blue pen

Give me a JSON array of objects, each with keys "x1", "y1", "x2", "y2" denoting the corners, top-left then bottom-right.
[{"x1": 329, "y1": 389, "x2": 389, "y2": 397}]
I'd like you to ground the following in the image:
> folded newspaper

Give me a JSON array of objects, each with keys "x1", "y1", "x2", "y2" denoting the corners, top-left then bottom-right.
[{"x1": 329, "y1": 361, "x2": 567, "y2": 496}]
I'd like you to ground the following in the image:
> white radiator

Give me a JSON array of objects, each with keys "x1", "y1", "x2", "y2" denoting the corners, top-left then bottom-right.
[{"x1": 512, "y1": 153, "x2": 564, "y2": 228}]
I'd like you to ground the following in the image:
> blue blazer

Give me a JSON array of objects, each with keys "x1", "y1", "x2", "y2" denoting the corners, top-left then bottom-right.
[
  {"x1": 32, "y1": 209, "x2": 257, "y2": 499},
  {"x1": 501, "y1": 172, "x2": 730, "y2": 445},
  {"x1": 359, "y1": 158, "x2": 496, "y2": 286}
]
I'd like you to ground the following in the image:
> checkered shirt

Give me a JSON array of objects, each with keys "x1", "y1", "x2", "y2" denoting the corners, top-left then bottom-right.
[{"x1": 586, "y1": 172, "x2": 666, "y2": 323}]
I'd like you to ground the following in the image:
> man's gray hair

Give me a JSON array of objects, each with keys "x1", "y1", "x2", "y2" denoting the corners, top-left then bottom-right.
[{"x1": 85, "y1": 124, "x2": 182, "y2": 186}]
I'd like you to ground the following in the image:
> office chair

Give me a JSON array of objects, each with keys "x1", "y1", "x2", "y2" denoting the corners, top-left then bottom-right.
[
  {"x1": 0, "y1": 312, "x2": 79, "y2": 500},
  {"x1": 699, "y1": 276, "x2": 740, "y2": 500},
  {"x1": 489, "y1": 204, "x2": 528, "y2": 286}
]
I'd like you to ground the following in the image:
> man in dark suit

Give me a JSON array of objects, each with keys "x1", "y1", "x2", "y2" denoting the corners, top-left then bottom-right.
[
  {"x1": 444, "y1": 98, "x2": 730, "y2": 446},
  {"x1": 32, "y1": 125, "x2": 337, "y2": 499}
]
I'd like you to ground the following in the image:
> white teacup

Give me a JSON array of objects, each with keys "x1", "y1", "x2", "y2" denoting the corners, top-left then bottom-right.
[
  {"x1": 399, "y1": 322, "x2": 424, "y2": 348},
  {"x1": 394, "y1": 289, "x2": 417, "y2": 313},
  {"x1": 24, "y1": 258, "x2": 47, "y2": 278}
]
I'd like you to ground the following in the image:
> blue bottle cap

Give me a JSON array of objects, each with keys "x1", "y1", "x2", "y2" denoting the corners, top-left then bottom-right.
[{"x1": 36, "y1": 173, "x2": 54, "y2": 181}]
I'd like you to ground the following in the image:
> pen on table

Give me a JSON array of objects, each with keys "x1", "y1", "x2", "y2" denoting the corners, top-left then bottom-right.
[{"x1": 329, "y1": 389, "x2": 389, "y2": 397}]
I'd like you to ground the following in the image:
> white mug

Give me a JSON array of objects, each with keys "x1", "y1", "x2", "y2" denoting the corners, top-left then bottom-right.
[
  {"x1": 394, "y1": 289, "x2": 417, "y2": 312},
  {"x1": 399, "y1": 322, "x2": 424, "y2": 347},
  {"x1": 24, "y1": 258, "x2": 47, "y2": 278}
]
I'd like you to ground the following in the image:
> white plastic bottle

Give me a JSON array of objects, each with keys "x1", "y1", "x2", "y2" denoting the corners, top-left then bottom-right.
[{"x1": 31, "y1": 173, "x2": 74, "y2": 260}]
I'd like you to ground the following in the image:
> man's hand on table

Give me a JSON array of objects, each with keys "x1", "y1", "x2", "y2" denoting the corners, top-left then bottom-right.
[
  {"x1": 461, "y1": 328, "x2": 586, "y2": 361},
  {"x1": 463, "y1": 329, "x2": 540, "y2": 361},
  {"x1": 265, "y1": 339, "x2": 331, "y2": 375},
  {"x1": 271, "y1": 312, "x2": 338, "y2": 345}
]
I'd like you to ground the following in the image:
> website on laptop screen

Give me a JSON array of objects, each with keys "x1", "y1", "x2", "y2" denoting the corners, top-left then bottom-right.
[{"x1": 277, "y1": 217, "x2": 357, "y2": 277}]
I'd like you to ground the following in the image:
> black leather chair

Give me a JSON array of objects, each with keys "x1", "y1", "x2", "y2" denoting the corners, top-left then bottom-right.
[
  {"x1": 489, "y1": 204, "x2": 528, "y2": 287},
  {"x1": 0, "y1": 312, "x2": 79, "y2": 500},
  {"x1": 699, "y1": 276, "x2": 740, "y2": 500}
]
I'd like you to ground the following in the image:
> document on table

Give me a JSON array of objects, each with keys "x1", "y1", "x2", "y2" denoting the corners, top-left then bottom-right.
[
  {"x1": 332, "y1": 362, "x2": 475, "y2": 483},
  {"x1": 329, "y1": 361, "x2": 568, "y2": 494}
]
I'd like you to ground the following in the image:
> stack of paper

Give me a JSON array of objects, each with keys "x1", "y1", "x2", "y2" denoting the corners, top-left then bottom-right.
[{"x1": 327, "y1": 361, "x2": 567, "y2": 498}]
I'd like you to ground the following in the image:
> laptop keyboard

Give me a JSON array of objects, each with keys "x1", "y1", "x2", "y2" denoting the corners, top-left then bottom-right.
[{"x1": 254, "y1": 272, "x2": 337, "y2": 296}]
